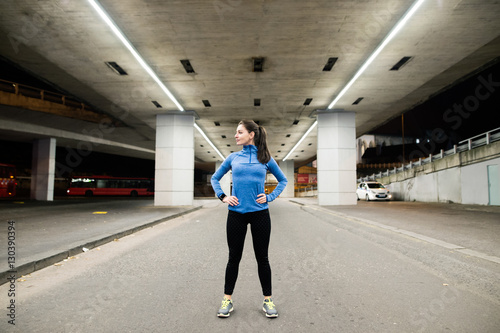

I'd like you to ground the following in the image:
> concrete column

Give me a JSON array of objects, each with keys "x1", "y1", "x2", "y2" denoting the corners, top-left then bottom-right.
[
  {"x1": 279, "y1": 159, "x2": 295, "y2": 198},
  {"x1": 31, "y1": 138, "x2": 56, "y2": 201},
  {"x1": 155, "y1": 111, "x2": 196, "y2": 206},
  {"x1": 317, "y1": 110, "x2": 357, "y2": 205},
  {"x1": 215, "y1": 160, "x2": 231, "y2": 197}
]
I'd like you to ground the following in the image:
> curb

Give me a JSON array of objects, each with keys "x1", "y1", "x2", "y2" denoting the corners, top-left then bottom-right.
[
  {"x1": 1, "y1": 205, "x2": 202, "y2": 285},
  {"x1": 300, "y1": 203, "x2": 500, "y2": 266}
]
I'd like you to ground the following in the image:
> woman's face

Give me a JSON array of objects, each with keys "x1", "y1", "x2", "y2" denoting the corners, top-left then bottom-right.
[{"x1": 235, "y1": 124, "x2": 255, "y2": 146}]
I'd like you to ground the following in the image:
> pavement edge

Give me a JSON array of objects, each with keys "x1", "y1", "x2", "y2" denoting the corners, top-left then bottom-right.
[{"x1": 0, "y1": 206, "x2": 202, "y2": 285}]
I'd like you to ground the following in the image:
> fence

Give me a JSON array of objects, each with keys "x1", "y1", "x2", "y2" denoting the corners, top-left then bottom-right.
[
  {"x1": 0, "y1": 78, "x2": 94, "y2": 111},
  {"x1": 295, "y1": 184, "x2": 317, "y2": 197},
  {"x1": 357, "y1": 127, "x2": 500, "y2": 182}
]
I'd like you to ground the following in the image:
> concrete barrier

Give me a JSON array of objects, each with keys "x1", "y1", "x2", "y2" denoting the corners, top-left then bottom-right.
[{"x1": 380, "y1": 140, "x2": 500, "y2": 205}]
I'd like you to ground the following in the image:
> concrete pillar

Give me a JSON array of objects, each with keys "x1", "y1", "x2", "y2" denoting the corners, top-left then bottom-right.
[
  {"x1": 31, "y1": 138, "x2": 56, "y2": 201},
  {"x1": 215, "y1": 160, "x2": 231, "y2": 197},
  {"x1": 279, "y1": 159, "x2": 295, "y2": 198},
  {"x1": 155, "y1": 111, "x2": 196, "y2": 206},
  {"x1": 316, "y1": 110, "x2": 357, "y2": 205}
]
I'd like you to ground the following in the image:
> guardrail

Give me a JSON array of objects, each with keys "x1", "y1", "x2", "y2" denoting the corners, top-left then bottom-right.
[
  {"x1": 295, "y1": 185, "x2": 317, "y2": 197},
  {"x1": 0, "y1": 78, "x2": 94, "y2": 111},
  {"x1": 295, "y1": 185, "x2": 317, "y2": 193},
  {"x1": 357, "y1": 127, "x2": 500, "y2": 182}
]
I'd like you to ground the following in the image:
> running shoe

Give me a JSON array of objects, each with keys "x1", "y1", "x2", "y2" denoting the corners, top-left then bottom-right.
[
  {"x1": 263, "y1": 298, "x2": 278, "y2": 318},
  {"x1": 217, "y1": 297, "x2": 234, "y2": 318}
]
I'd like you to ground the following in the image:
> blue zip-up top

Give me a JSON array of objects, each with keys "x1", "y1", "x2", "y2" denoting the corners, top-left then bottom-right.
[{"x1": 211, "y1": 145, "x2": 288, "y2": 214}]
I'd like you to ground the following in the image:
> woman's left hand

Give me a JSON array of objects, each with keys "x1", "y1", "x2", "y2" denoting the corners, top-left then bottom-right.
[{"x1": 256, "y1": 193, "x2": 267, "y2": 204}]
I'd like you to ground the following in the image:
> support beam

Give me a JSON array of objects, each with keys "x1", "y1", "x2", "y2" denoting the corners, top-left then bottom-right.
[
  {"x1": 279, "y1": 159, "x2": 295, "y2": 198},
  {"x1": 31, "y1": 138, "x2": 56, "y2": 201},
  {"x1": 316, "y1": 110, "x2": 357, "y2": 205},
  {"x1": 155, "y1": 112, "x2": 196, "y2": 206}
]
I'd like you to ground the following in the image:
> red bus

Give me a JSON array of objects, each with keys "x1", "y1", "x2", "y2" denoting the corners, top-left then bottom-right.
[
  {"x1": 67, "y1": 176, "x2": 154, "y2": 197},
  {"x1": 0, "y1": 163, "x2": 16, "y2": 197}
]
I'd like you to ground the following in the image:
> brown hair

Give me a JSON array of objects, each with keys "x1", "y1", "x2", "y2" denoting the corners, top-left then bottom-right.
[{"x1": 238, "y1": 119, "x2": 271, "y2": 164}]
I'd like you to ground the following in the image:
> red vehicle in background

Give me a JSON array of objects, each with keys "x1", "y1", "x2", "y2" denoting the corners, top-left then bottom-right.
[
  {"x1": 0, "y1": 163, "x2": 16, "y2": 197},
  {"x1": 67, "y1": 176, "x2": 154, "y2": 197},
  {"x1": 66, "y1": 176, "x2": 154, "y2": 197}
]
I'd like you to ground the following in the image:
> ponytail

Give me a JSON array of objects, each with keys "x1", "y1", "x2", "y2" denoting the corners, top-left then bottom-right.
[
  {"x1": 256, "y1": 125, "x2": 271, "y2": 164},
  {"x1": 238, "y1": 119, "x2": 271, "y2": 164}
]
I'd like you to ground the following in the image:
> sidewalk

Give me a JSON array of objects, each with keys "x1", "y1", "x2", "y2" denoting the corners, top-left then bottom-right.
[
  {"x1": 0, "y1": 197, "x2": 217, "y2": 284},
  {"x1": 291, "y1": 197, "x2": 500, "y2": 263}
]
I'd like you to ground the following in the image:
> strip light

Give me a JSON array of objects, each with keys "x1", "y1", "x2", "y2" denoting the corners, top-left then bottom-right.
[
  {"x1": 284, "y1": 0, "x2": 426, "y2": 161},
  {"x1": 194, "y1": 123, "x2": 225, "y2": 160},
  {"x1": 327, "y1": 0, "x2": 426, "y2": 109},
  {"x1": 87, "y1": 0, "x2": 224, "y2": 159},
  {"x1": 283, "y1": 120, "x2": 317, "y2": 161},
  {"x1": 87, "y1": 0, "x2": 183, "y2": 111}
]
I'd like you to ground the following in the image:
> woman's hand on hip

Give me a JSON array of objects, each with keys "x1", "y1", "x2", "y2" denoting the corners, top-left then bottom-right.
[
  {"x1": 223, "y1": 196, "x2": 239, "y2": 206},
  {"x1": 256, "y1": 193, "x2": 267, "y2": 204}
]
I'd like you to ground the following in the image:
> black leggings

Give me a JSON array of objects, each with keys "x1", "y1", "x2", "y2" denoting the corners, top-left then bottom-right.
[{"x1": 224, "y1": 209, "x2": 272, "y2": 296}]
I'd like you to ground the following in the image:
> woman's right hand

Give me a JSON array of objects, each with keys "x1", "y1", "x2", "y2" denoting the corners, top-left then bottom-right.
[{"x1": 223, "y1": 195, "x2": 239, "y2": 206}]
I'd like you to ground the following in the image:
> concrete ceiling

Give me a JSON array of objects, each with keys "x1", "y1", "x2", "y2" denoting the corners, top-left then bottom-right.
[{"x1": 0, "y1": 0, "x2": 499, "y2": 164}]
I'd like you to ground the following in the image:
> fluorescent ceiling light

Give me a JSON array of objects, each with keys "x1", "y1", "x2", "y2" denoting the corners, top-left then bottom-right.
[
  {"x1": 88, "y1": 0, "x2": 224, "y2": 159},
  {"x1": 194, "y1": 123, "x2": 225, "y2": 160},
  {"x1": 283, "y1": 121, "x2": 317, "y2": 161},
  {"x1": 328, "y1": 0, "x2": 425, "y2": 109},
  {"x1": 87, "y1": 0, "x2": 183, "y2": 111},
  {"x1": 284, "y1": 0, "x2": 425, "y2": 161}
]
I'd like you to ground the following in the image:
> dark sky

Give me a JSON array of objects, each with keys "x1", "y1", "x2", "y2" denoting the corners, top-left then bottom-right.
[{"x1": 371, "y1": 57, "x2": 500, "y2": 145}]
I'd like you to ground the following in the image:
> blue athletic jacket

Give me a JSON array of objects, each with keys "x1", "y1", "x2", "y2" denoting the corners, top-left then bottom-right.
[{"x1": 211, "y1": 145, "x2": 288, "y2": 214}]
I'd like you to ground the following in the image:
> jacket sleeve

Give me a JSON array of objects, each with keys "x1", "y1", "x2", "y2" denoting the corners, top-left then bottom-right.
[
  {"x1": 211, "y1": 156, "x2": 232, "y2": 197},
  {"x1": 266, "y1": 158, "x2": 288, "y2": 202}
]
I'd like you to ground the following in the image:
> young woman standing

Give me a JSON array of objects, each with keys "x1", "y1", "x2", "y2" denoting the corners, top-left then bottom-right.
[{"x1": 211, "y1": 119, "x2": 288, "y2": 318}]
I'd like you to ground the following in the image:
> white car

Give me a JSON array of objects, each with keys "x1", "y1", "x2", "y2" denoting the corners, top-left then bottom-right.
[{"x1": 356, "y1": 181, "x2": 392, "y2": 201}]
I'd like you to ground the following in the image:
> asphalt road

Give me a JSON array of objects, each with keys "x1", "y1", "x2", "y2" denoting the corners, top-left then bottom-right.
[
  {"x1": 1, "y1": 199, "x2": 499, "y2": 332},
  {"x1": 0, "y1": 197, "x2": 199, "y2": 272}
]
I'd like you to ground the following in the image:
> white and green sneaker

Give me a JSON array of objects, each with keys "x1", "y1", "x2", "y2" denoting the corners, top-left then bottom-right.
[
  {"x1": 217, "y1": 297, "x2": 234, "y2": 318},
  {"x1": 263, "y1": 298, "x2": 278, "y2": 318}
]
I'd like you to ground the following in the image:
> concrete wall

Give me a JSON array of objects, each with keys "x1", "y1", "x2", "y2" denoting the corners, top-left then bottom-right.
[
  {"x1": 380, "y1": 140, "x2": 500, "y2": 205},
  {"x1": 461, "y1": 156, "x2": 500, "y2": 205}
]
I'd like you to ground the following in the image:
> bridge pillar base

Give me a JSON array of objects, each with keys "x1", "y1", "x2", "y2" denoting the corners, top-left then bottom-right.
[{"x1": 154, "y1": 112, "x2": 195, "y2": 206}]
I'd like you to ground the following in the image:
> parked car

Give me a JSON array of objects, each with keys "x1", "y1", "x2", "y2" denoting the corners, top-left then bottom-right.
[{"x1": 356, "y1": 181, "x2": 392, "y2": 201}]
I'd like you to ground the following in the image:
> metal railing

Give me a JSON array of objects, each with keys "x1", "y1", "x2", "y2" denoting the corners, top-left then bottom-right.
[
  {"x1": 357, "y1": 127, "x2": 500, "y2": 182},
  {"x1": 295, "y1": 185, "x2": 318, "y2": 193},
  {"x1": 0, "y1": 78, "x2": 93, "y2": 111}
]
